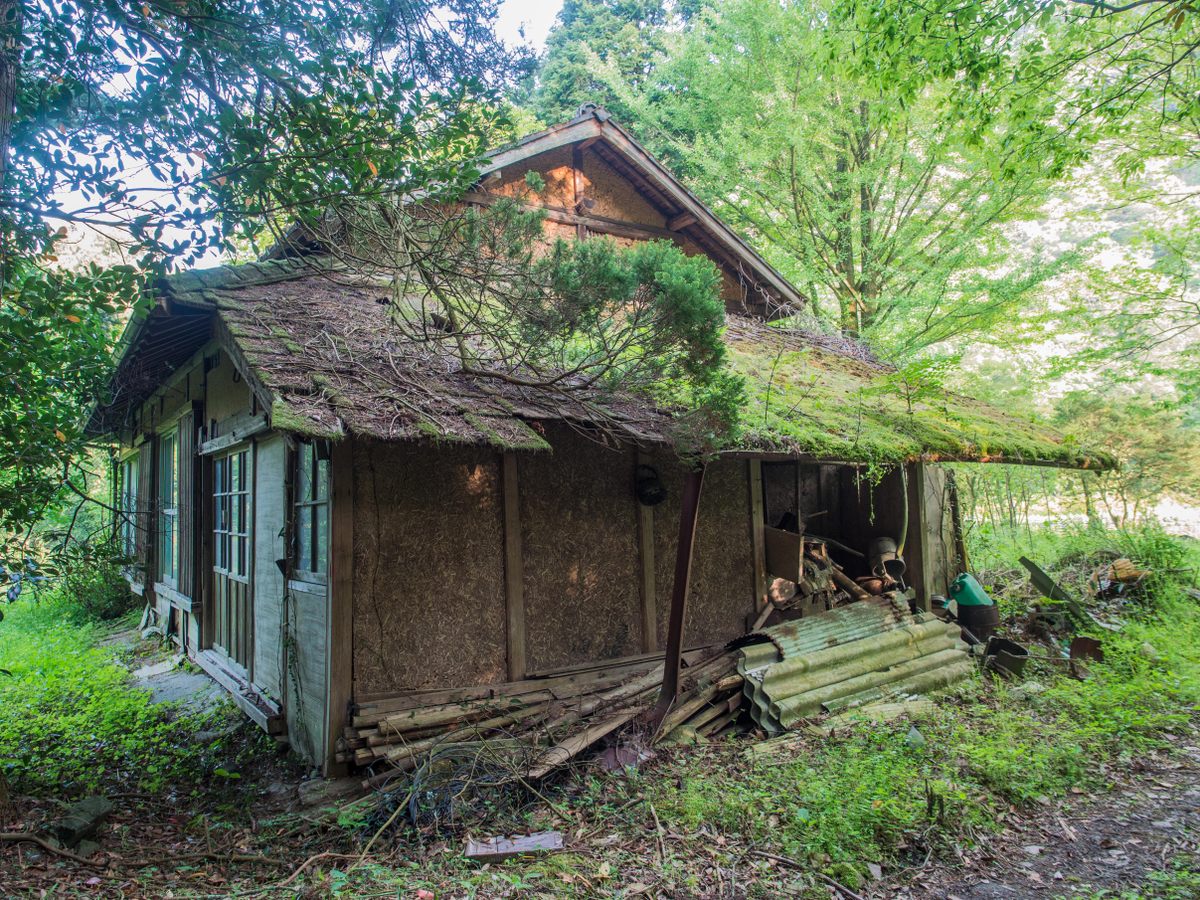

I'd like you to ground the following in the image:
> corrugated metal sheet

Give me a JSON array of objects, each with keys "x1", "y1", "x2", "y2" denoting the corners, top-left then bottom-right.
[{"x1": 739, "y1": 600, "x2": 971, "y2": 733}]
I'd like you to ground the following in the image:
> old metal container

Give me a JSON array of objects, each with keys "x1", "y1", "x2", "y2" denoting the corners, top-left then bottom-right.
[
  {"x1": 956, "y1": 603, "x2": 1000, "y2": 644},
  {"x1": 984, "y1": 637, "x2": 1029, "y2": 678},
  {"x1": 949, "y1": 573, "x2": 991, "y2": 606}
]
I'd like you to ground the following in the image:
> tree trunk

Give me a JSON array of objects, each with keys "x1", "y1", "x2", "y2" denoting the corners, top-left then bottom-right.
[{"x1": 0, "y1": 0, "x2": 23, "y2": 188}]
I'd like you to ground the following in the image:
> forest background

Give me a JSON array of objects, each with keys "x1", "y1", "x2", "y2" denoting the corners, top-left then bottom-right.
[{"x1": 3, "y1": 0, "x2": 1200, "y2": 572}]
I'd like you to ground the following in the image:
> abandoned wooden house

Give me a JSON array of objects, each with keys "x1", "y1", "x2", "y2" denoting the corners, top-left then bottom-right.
[{"x1": 90, "y1": 106, "x2": 1108, "y2": 775}]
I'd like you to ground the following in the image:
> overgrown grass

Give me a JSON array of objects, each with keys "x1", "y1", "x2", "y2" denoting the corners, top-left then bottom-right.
[
  {"x1": 0, "y1": 593, "x2": 236, "y2": 796},
  {"x1": 642, "y1": 523, "x2": 1200, "y2": 887}
]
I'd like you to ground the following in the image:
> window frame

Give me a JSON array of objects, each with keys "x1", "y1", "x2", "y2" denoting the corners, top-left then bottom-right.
[
  {"x1": 291, "y1": 441, "x2": 329, "y2": 585},
  {"x1": 213, "y1": 446, "x2": 251, "y2": 583},
  {"x1": 157, "y1": 427, "x2": 179, "y2": 588},
  {"x1": 117, "y1": 452, "x2": 139, "y2": 560}
]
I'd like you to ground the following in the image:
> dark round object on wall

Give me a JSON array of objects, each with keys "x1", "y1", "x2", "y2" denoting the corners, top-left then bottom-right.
[{"x1": 635, "y1": 464, "x2": 666, "y2": 507}]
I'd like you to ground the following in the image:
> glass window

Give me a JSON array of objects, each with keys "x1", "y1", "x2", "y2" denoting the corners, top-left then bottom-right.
[
  {"x1": 118, "y1": 455, "x2": 138, "y2": 558},
  {"x1": 214, "y1": 448, "x2": 250, "y2": 578},
  {"x1": 293, "y1": 442, "x2": 329, "y2": 578},
  {"x1": 157, "y1": 430, "x2": 178, "y2": 585}
]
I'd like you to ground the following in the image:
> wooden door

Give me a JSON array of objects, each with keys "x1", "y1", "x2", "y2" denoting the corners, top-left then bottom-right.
[{"x1": 212, "y1": 446, "x2": 253, "y2": 673}]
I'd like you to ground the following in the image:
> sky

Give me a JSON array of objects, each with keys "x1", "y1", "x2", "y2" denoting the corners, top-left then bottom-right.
[{"x1": 496, "y1": 0, "x2": 564, "y2": 52}]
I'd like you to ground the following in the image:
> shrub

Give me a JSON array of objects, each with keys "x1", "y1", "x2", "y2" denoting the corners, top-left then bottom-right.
[{"x1": 57, "y1": 535, "x2": 137, "y2": 621}]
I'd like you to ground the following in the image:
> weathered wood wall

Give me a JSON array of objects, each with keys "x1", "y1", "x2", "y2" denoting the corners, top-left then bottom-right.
[
  {"x1": 285, "y1": 580, "x2": 328, "y2": 765},
  {"x1": 252, "y1": 434, "x2": 287, "y2": 702},
  {"x1": 650, "y1": 454, "x2": 759, "y2": 647},
  {"x1": 484, "y1": 146, "x2": 753, "y2": 311},
  {"x1": 518, "y1": 425, "x2": 642, "y2": 673},
  {"x1": 351, "y1": 439, "x2": 507, "y2": 697}
]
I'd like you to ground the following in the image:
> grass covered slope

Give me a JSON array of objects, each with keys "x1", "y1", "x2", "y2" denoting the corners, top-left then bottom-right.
[
  {"x1": 724, "y1": 318, "x2": 1113, "y2": 469},
  {"x1": 0, "y1": 597, "x2": 250, "y2": 796}
]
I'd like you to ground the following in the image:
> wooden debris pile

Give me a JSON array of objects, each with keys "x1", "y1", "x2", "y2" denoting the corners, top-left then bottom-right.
[
  {"x1": 340, "y1": 598, "x2": 973, "y2": 790},
  {"x1": 339, "y1": 648, "x2": 741, "y2": 784}
]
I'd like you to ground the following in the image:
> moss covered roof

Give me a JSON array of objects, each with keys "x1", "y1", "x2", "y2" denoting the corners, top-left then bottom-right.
[
  {"x1": 99, "y1": 259, "x2": 1111, "y2": 469},
  {"x1": 721, "y1": 318, "x2": 1112, "y2": 469}
]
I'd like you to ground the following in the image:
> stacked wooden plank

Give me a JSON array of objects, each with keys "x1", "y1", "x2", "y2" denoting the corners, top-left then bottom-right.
[{"x1": 339, "y1": 647, "x2": 746, "y2": 782}]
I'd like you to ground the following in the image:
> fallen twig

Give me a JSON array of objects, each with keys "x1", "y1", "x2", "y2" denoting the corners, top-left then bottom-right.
[
  {"x1": 748, "y1": 849, "x2": 867, "y2": 900},
  {"x1": 0, "y1": 831, "x2": 103, "y2": 866}
]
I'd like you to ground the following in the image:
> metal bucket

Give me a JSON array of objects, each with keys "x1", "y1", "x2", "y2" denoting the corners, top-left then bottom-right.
[
  {"x1": 868, "y1": 537, "x2": 906, "y2": 581},
  {"x1": 956, "y1": 603, "x2": 1000, "y2": 644}
]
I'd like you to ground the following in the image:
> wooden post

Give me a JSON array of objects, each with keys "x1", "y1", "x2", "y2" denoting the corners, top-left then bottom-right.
[
  {"x1": 651, "y1": 465, "x2": 706, "y2": 727},
  {"x1": 748, "y1": 459, "x2": 766, "y2": 609},
  {"x1": 325, "y1": 439, "x2": 355, "y2": 775},
  {"x1": 502, "y1": 452, "x2": 526, "y2": 681},
  {"x1": 636, "y1": 452, "x2": 657, "y2": 652},
  {"x1": 572, "y1": 144, "x2": 588, "y2": 240},
  {"x1": 909, "y1": 462, "x2": 934, "y2": 612}
]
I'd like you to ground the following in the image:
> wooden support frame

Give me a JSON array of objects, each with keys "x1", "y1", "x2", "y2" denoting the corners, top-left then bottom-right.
[
  {"x1": 502, "y1": 452, "x2": 526, "y2": 682},
  {"x1": 748, "y1": 459, "x2": 766, "y2": 609},
  {"x1": 636, "y1": 452, "x2": 657, "y2": 652},
  {"x1": 909, "y1": 461, "x2": 934, "y2": 613},
  {"x1": 651, "y1": 465, "x2": 706, "y2": 726},
  {"x1": 325, "y1": 439, "x2": 355, "y2": 775}
]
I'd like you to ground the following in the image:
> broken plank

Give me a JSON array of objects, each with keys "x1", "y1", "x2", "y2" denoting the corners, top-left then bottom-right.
[
  {"x1": 465, "y1": 831, "x2": 564, "y2": 863},
  {"x1": 525, "y1": 709, "x2": 638, "y2": 780}
]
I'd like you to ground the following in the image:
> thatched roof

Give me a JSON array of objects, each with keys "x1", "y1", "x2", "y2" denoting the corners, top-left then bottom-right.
[{"x1": 92, "y1": 257, "x2": 1113, "y2": 470}]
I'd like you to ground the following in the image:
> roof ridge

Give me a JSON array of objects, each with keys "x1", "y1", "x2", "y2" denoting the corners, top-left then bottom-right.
[{"x1": 161, "y1": 256, "x2": 339, "y2": 306}]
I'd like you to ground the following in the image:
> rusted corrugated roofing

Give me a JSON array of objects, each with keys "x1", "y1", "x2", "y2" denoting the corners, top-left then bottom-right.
[{"x1": 739, "y1": 600, "x2": 971, "y2": 733}]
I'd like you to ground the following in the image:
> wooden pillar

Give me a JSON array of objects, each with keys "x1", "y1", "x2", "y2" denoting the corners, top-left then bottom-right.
[
  {"x1": 502, "y1": 452, "x2": 526, "y2": 681},
  {"x1": 909, "y1": 462, "x2": 934, "y2": 612},
  {"x1": 651, "y1": 465, "x2": 706, "y2": 727},
  {"x1": 636, "y1": 452, "x2": 657, "y2": 652},
  {"x1": 325, "y1": 439, "x2": 355, "y2": 775},
  {"x1": 749, "y1": 459, "x2": 766, "y2": 610}
]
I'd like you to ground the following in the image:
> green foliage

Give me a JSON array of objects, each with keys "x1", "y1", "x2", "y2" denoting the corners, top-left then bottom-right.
[
  {"x1": 577, "y1": 0, "x2": 1077, "y2": 349},
  {"x1": 0, "y1": 596, "x2": 233, "y2": 794},
  {"x1": 719, "y1": 339, "x2": 1096, "y2": 469},
  {"x1": 56, "y1": 536, "x2": 136, "y2": 622},
  {"x1": 0, "y1": 262, "x2": 131, "y2": 535},
  {"x1": 526, "y1": 0, "x2": 693, "y2": 124},
  {"x1": 4, "y1": 0, "x2": 525, "y2": 264},
  {"x1": 333, "y1": 192, "x2": 744, "y2": 451},
  {"x1": 650, "y1": 524, "x2": 1200, "y2": 877}
]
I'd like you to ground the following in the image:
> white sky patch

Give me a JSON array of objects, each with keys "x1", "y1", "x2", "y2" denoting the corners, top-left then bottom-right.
[{"x1": 496, "y1": 0, "x2": 563, "y2": 51}]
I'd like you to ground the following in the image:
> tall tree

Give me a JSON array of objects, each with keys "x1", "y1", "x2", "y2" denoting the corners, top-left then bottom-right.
[
  {"x1": 840, "y1": 0, "x2": 1200, "y2": 382},
  {"x1": 599, "y1": 0, "x2": 1084, "y2": 351},
  {"x1": 0, "y1": 1, "x2": 524, "y2": 539},
  {"x1": 528, "y1": 0, "x2": 695, "y2": 125}
]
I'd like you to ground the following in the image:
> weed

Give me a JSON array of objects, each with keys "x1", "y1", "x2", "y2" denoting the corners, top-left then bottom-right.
[{"x1": 0, "y1": 593, "x2": 231, "y2": 795}]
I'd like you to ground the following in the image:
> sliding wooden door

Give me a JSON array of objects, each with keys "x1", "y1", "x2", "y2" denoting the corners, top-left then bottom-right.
[{"x1": 212, "y1": 446, "x2": 253, "y2": 672}]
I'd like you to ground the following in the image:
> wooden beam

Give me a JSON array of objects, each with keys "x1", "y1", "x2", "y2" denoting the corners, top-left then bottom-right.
[
  {"x1": 462, "y1": 192, "x2": 683, "y2": 245},
  {"x1": 325, "y1": 438, "x2": 355, "y2": 775},
  {"x1": 667, "y1": 211, "x2": 697, "y2": 231},
  {"x1": 198, "y1": 412, "x2": 269, "y2": 455},
  {"x1": 636, "y1": 453, "x2": 657, "y2": 652},
  {"x1": 748, "y1": 459, "x2": 766, "y2": 609},
  {"x1": 502, "y1": 452, "x2": 526, "y2": 682},
  {"x1": 572, "y1": 144, "x2": 587, "y2": 240},
  {"x1": 195, "y1": 649, "x2": 285, "y2": 735},
  {"x1": 651, "y1": 465, "x2": 705, "y2": 727}
]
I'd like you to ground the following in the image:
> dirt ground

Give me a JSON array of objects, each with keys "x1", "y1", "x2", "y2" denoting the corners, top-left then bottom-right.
[{"x1": 888, "y1": 737, "x2": 1200, "y2": 899}]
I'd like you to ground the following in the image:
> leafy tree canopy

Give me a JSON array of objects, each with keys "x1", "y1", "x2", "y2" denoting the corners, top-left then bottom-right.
[
  {"x1": 0, "y1": 0, "x2": 526, "y2": 539},
  {"x1": 525, "y1": 0, "x2": 698, "y2": 125},
  {"x1": 572, "y1": 0, "x2": 1085, "y2": 353}
]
